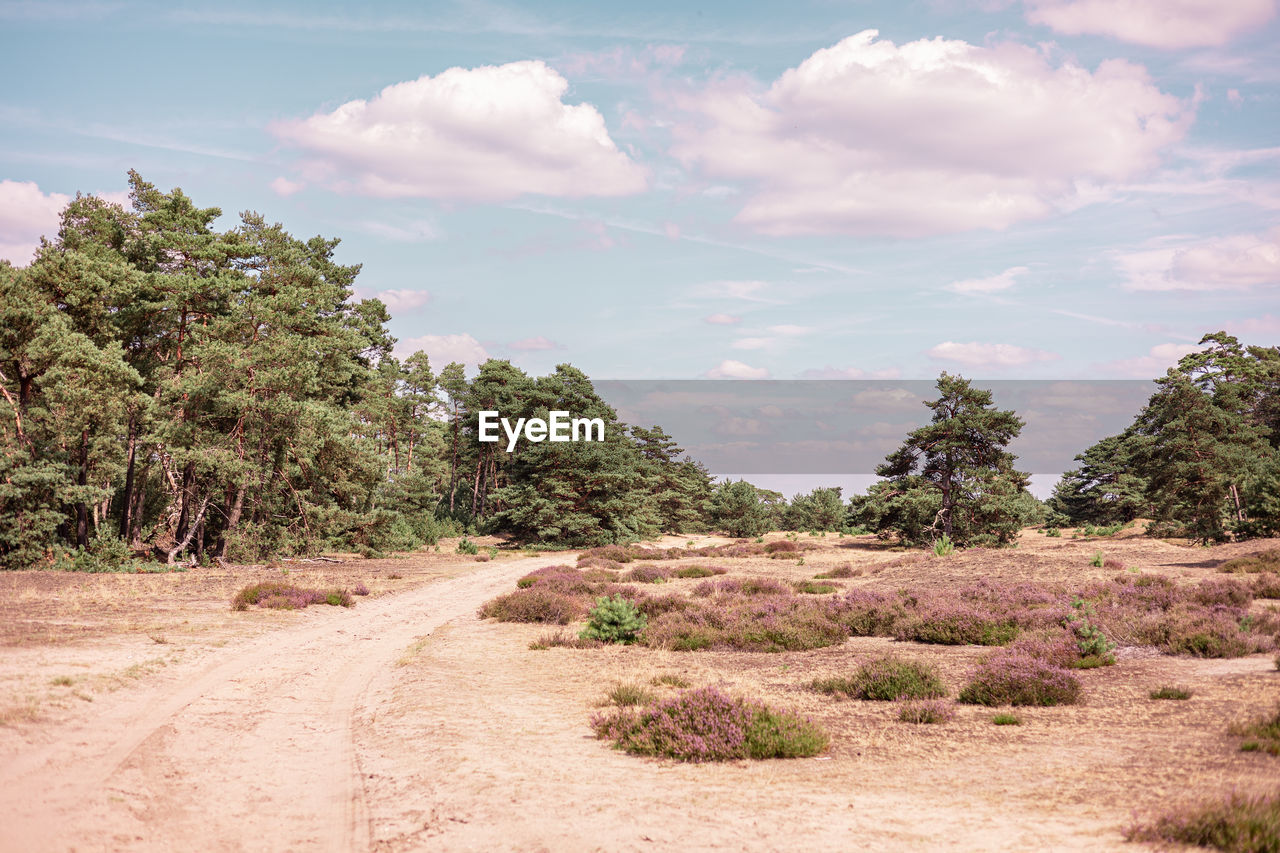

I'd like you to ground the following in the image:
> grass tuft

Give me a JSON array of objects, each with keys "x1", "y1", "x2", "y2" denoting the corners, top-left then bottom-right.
[
  {"x1": 811, "y1": 655, "x2": 946, "y2": 701},
  {"x1": 1150, "y1": 686, "x2": 1193, "y2": 700},
  {"x1": 1125, "y1": 791, "x2": 1280, "y2": 853}
]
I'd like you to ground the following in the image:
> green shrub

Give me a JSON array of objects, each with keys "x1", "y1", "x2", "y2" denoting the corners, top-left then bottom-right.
[
  {"x1": 794, "y1": 581, "x2": 838, "y2": 595},
  {"x1": 932, "y1": 534, "x2": 955, "y2": 557},
  {"x1": 1219, "y1": 549, "x2": 1280, "y2": 574},
  {"x1": 1126, "y1": 792, "x2": 1280, "y2": 853},
  {"x1": 1230, "y1": 705, "x2": 1280, "y2": 757},
  {"x1": 1090, "y1": 551, "x2": 1104, "y2": 568},
  {"x1": 1150, "y1": 686, "x2": 1192, "y2": 700},
  {"x1": 992, "y1": 713, "x2": 1022, "y2": 725},
  {"x1": 456, "y1": 537, "x2": 479, "y2": 555},
  {"x1": 1045, "y1": 527, "x2": 1060, "y2": 537},
  {"x1": 591, "y1": 687, "x2": 828, "y2": 761},
  {"x1": 580, "y1": 594, "x2": 648, "y2": 644},
  {"x1": 607, "y1": 682, "x2": 657, "y2": 706},
  {"x1": 811, "y1": 655, "x2": 946, "y2": 701}
]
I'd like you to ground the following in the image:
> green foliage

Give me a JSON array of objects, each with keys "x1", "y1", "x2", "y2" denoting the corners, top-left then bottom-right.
[
  {"x1": 606, "y1": 682, "x2": 657, "y2": 706},
  {"x1": 992, "y1": 713, "x2": 1022, "y2": 726},
  {"x1": 861, "y1": 373, "x2": 1032, "y2": 548},
  {"x1": 785, "y1": 486, "x2": 846, "y2": 532},
  {"x1": 811, "y1": 655, "x2": 947, "y2": 701},
  {"x1": 1126, "y1": 792, "x2": 1280, "y2": 853},
  {"x1": 932, "y1": 534, "x2": 955, "y2": 557},
  {"x1": 709, "y1": 479, "x2": 773, "y2": 538},
  {"x1": 456, "y1": 537, "x2": 479, "y2": 555},
  {"x1": 579, "y1": 594, "x2": 648, "y2": 644},
  {"x1": 1090, "y1": 551, "x2": 1104, "y2": 567},
  {"x1": 1230, "y1": 705, "x2": 1280, "y2": 757},
  {"x1": 1150, "y1": 686, "x2": 1192, "y2": 700}
]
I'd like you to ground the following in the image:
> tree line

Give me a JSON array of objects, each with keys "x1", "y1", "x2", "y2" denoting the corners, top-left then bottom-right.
[{"x1": 1, "y1": 176, "x2": 1276, "y2": 569}]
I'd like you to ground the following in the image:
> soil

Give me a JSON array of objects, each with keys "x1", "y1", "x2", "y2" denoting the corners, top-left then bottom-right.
[{"x1": 1, "y1": 529, "x2": 1277, "y2": 852}]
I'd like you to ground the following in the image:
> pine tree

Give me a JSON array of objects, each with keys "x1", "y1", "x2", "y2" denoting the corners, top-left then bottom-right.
[{"x1": 872, "y1": 373, "x2": 1030, "y2": 547}]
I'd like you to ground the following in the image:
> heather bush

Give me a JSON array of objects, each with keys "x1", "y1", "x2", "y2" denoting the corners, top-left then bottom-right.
[
  {"x1": 811, "y1": 655, "x2": 946, "y2": 701},
  {"x1": 1194, "y1": 577, "x2": 1254, "y2": 608},
  {"x1": 643, "y1": 596, "x2": 847, "y2": 652},
  {"x1": 231, "y1": 582, "x2": 353, "y2": 611},
  {"x1": 1126, "y1": 792, "x2": 1280, "y2": 853},
  {"x1": 893, "y1": 602, "x2": 1019, "y2": 646},
  {"x1": 815, "y1": 564, "x2": 857, "y2": 579},
  {"x1": 765, "y1": 540, "x2": 800, "y2": 554},
  {"x1": 992, "y1": 713, "x2": 1022, "y2": 725},
  {"x1": 634, "y1": 593, "x2": 693, "y2": 618},
  {"x1": 577, "y1": 545, "x2": 637, "y2": 565},
  {"x1": 1254, "y1": 573, "x2": 1280, "y2": 599},
  {"x1": 591, "y1": 686, "x2": 828, "y2": 761},
  {"x1": 352, "y1": 582, "x2": 370, "y2": 596},
  {"x1": 958, "y1": 650, "x2": 1082, "y2": 706},
  {"x1": 1102, "y1": 558, "x2": 1125, "y2": 570},
  {"x1": 692, "y1": 577, "x2": 791, "y2": 597},
  {"x1": 1150, "y1": 686, "x2": 1192, "y2": 700},
  {"x1": 897, "y1": 698, "x2": 955, "y2": 724},
  {"x1": 1230, "y1": 704, "x2": 1280, "y2": 756},
  {"x1": 672, "y1": 565, "x2": 726, "y2": 579},
  {"x1": 795, "y1": 581, "x2": 839, "y2": 595},
  {"x1": 479, "y1": 588, "x2": 584, "y2": 624},
  {"x1": 624, "y1": 564, "x2": 671, "y2": 584},
  {"x1": 1219, "y1": 549, "x2": 1280, "y2": 574},
  {"x1": 830, "y1": 589, "x2": 907, "y2": 636},
  {"x1": 1136, "y1": 606, "x2": 1268, "y2": 658},
  {"x1": 528, "y1": 630, "x2": 603, "y2": 650}
]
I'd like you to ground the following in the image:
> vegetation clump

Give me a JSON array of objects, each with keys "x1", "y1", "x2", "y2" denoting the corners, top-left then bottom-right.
[
  {"x1": 1150, "y1": 686, "x2": 1192, "y2": 700},
  {"x1": 897, "y1": 699, "x2": 954, "y2": 724},
  {"x1": 1221, "y1": 550, "x2": 1280, "y2": 574},
  {"x1": 1230, "y1": 705, "x2": 1280, "y2": 757},
  {"x1": 579, "y1": 594, "x2": 647, "y2": 644},
  {"x1": 811, "y1": 655, "x2": 946, "y2": 701},
  {"x1": 479, "y1": 588, "x2": 584, "y2": 624},
  {"x1": 231, "y1": 582, "x2": 353, "y2": 611},
  {"x1": 1125, "y1": 792, "x2": 1280, "y2": 853},
  {"x1": 591, "y1": 686, "x2": 828, "y2": 761},
  {"x1": 957, "y1": 650, "x2": 1082, "y2": 707}
]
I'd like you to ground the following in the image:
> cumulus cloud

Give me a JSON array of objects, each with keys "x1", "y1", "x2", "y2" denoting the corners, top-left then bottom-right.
[
  {"x1": 706, "y1": 359, "x2": 770, "y2": 379},
  {"x1": 395, "y1": 333, "x2": 489, "y2": 368},
  {"x1": 0, "y1": 181, "x2": 130, "y2": 266},
  {"x1": 0, "y1": 180, "x2": 69, "y2": 265},
  {"x1": 359, "y1": 288, "x2": 432, "y2": 314},
  {"x1": 1118, "y1": 229, "x2": 1280, "y2": 291},
  {"x1": 947, "y1": 265, "x2": 1030, "y2": 294},
  {"x1": 703, "y1": 313, "x2": 742, "y2": 325},
  {"x1": 1024, "y1": 0, "x2": 1277, "y2": 49},
  {"x1": 274, "y1": 61, "x2": 646, "y2": 201},
  {"x1": 508, "y1": 336, "x2": 562, "y2": 351},
  {"x1": 1096, "y1": 342, "x2": 1205, "y2": 377},
  {"x1": 927, "y1": 341, "x2": 1061, "y2": 367},
  {"x1": 270, "y1": 176, "x2": 305, "y2": 196},
  {"x1": 671, "y1": 30, "x2": 1191, "y2": 237}
]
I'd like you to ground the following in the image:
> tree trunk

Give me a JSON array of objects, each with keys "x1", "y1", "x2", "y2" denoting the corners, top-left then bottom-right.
[
  {"x1": 119, "y1": 417, "x2": 138, "y2": 541},
  {"x1": 214, "y1": 485, "x2": 246, "y2": 558},
  {"x1": 166, "y1": 495, "x2": 210, "y2": 564},
  {"x1": 75, "y1": 429, "x2": 90, "y2": 548}
]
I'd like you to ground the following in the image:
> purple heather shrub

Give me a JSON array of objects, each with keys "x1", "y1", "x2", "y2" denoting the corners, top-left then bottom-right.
[
  {"x1": 590, "y1": 686, "x2": 828, "y2": 761},
  {"x1": 893, "y1": 600, "x2": 1020, "y2": 646},
  {"x1": 1192, "y1": 576, "x2": 1254, "y2": 609},
  {"x1": 1134, "y1": 605, "x2": 1271, "y2": 658},
  {"x1": 897, "y1": 698, "x2": 955, "y2": 724},
  {"x1": 1252, "y1": 572, "x2": 1280, "y2": 599},
  {"x1": 351, "y1": 582, "x2": 370, "y2": 596},
  {"x1": 692, "y1": 577, "x2": 791, "y2": 598},
  {"x1": 477, "y1": 588, "x2": 585, "y2": 624},
  {"x1": 764, "y1": 540, "x2": 801, "y2": 554},
  {"x1": 634, "y1": 592, "x2": 694, "y2": 618},
  {"x1": 958, "y1": 649, "x2": 1082, "y2": 706},
  {"x1": 231, "y1": 582, "x2": 349, "y2": 611},
  {"x1": 624, "y1": 563, "x2": 672, "y2": 584},
  {"x1": 643, "y1": 595, "x2": 847, "y2": 652},
  {"x1": 828, "y1": 589, "x2": 905, "y2": 636}
]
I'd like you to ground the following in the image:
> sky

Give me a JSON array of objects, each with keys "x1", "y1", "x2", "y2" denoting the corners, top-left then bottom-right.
[{"x1": 1, "y1": 0, "x2": 1278, "y2": 385}]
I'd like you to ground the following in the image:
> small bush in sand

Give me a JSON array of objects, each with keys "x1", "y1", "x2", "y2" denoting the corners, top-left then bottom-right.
[
  {"x1": 811, "y1": 655, "x2": 947, "y2": 701},
  {"x1": 455, "y1": 537, "x2": 478, "y2": 555},
  {"x1": 651, "y1": 673, "x2": 691, "y2": 688},
  {"x1": 897, "y1": 698, "x2": 954, "y2": 724},
  {"x1": 479, "y1": 588, "x2": 584, "y2": 624},
  {"x1": 1150, "y1": 686, "x2": 1192, "y2": 700},
  {"x1": 607, "y1": 683, "x2": 658, "y2": 706},
  {"x1": 992, "y1": 713, "x2": 1022, "y2": 725},
  {"x1": 1125, "y1": 792, "x2": 1280, "y2": 853},
  {"x1": 1219, "y1": 549, "x2": 1280, "y2": 574},
  {"x1": 591, "y1": 686, "x2": 828, "y2": 762},
  {"x1": 528, "y1": 630, "x2": 603, "y2": 650},
  {"x1": 624, "y1": 564, "x2": 672, "y2": 584},
  {"x1": 672, "y1": 565, "x2": 726, "y2": 579},
  {"x1": 580, "y1": 595, "x2": 647, "y2": 644},
  {"x1": 958, "y1": 650, "x2": 1082, "y2": 707},
  {"x1": 231, "y1": 582, "x2": 353, "y2": 611},
  {"x1": 814, "y1": 564, "x2": 858, "y2": 579},
  {"x1": 1230, "y1": 705, "x2": 1280, "y2": 756},
  {"x1": 794, "y1": 580, "x2": 839, "y2": 595}
]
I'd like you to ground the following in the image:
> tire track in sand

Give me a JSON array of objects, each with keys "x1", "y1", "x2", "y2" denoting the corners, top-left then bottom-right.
[{"x1": 0, "y1": 554, "x2": 566, "y2": 853}]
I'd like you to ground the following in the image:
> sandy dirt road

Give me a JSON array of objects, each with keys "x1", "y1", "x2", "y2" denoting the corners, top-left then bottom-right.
[{"x1": 0, "y1": 554, "x2": 563, "y2": 853}]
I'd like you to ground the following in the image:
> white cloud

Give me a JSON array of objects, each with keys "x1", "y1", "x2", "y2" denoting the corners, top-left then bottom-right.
[
  {"x1": 360, "y1": 288, "x2": 431, "y2": 314},
  {"x1": 703, "y1": 313, "x2": 742, "y2": 325},
  {"x1": 1118, "y1": 229, "x2": 1280, "y2": 291},
  {"x1": 800, "y1": 366, "x2": 902, "y2": 379},
  {"x1": 395, "y1": 333, "x2": 489, "y2": 368},
  {"x1": 927, "y1": 341, "x2": 1061, "y2": 367},
  {"x1": 1096, "y1": 342, "x2": 1205, "y2": 377},
  {"x1": 706, "y1": 359, "x2": 770, "y2": 379},
  {"x1": 1225, "y1": 314, "x2": 1280, "y2": 336},
  {"x1": 691, "y1": 280, "x2": 776, "y2": 302},
  {"x1": 270, "y1": 176, "x2": 305, "y2": 196},
  {"x1": 274, "y1": 61, "x2": 645, "y2": 201},
  {"x1": 361, "y1": 220, "x2": 441, "y2": 242},
  {"x1": 0, "y1": 180, "x2": 69, "y2": 265},
  {"x1": 508, "y1": 336, "x2": 562, "y2": 351},
  {"x1": 1025, "y1": 0, "x2": 1277, "y2": 49},
  {"x1": 767, "y1": 324, "x2": 810, "y2": 336},
  {"x1": 671, "y1": 30, "x2": 1191, "y2": 237},
  {"x1": 947, "y1": 265, "x2": 1030, "y2": 294}
]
